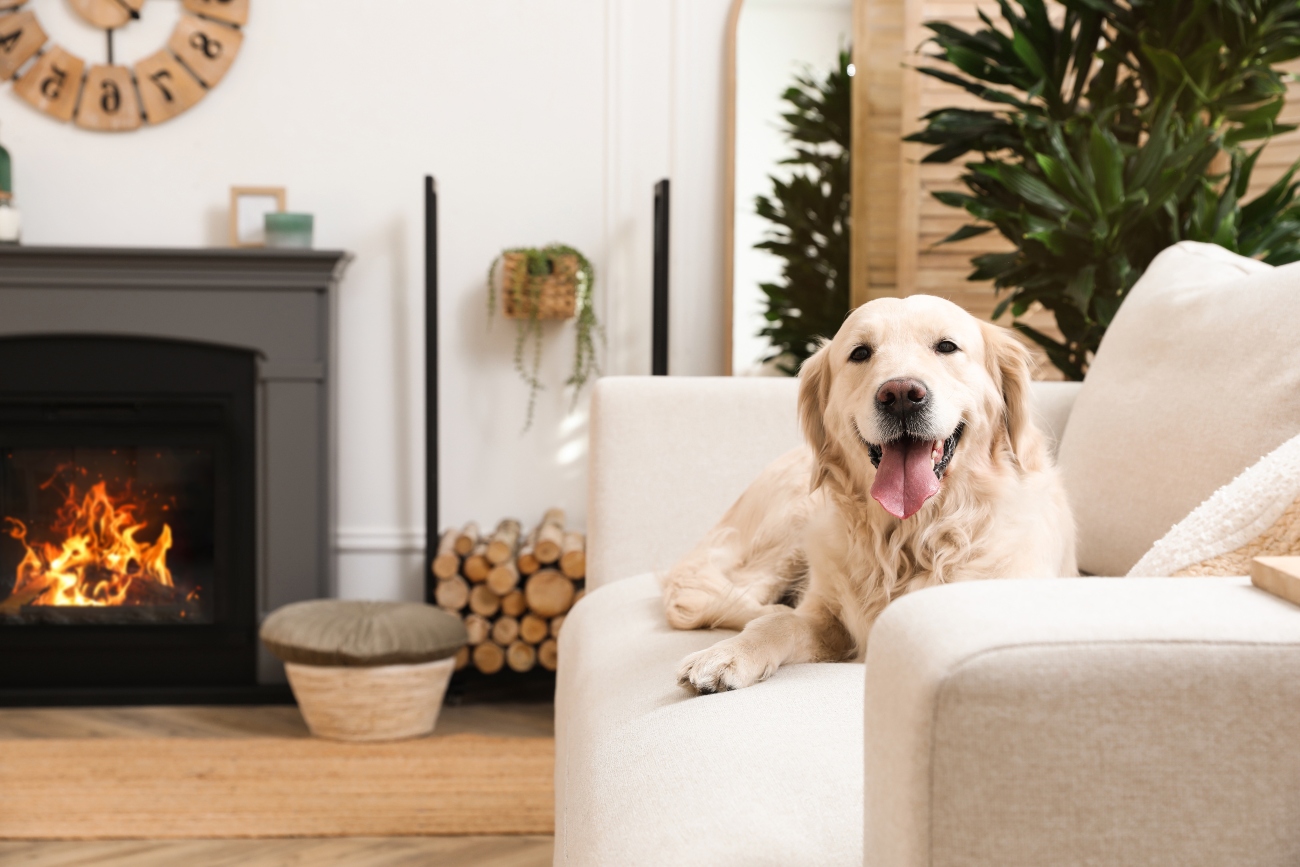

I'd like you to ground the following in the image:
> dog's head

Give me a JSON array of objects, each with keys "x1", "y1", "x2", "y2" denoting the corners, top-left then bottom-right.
[{"x1": 798, "y1": 295, "x2": 1038, "y2": 519}]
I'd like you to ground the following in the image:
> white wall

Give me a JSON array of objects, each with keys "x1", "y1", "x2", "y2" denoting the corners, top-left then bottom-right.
[
  {"x1": 732, "y1": 0, "x2": 852, "y2": 375},
  {"x1": 0, "y1": 0, "x2": 731, "y2": 601}
]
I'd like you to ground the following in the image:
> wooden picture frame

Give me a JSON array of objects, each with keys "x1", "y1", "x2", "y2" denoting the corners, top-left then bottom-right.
[{"x1": 229, "y1": 186, "x2": 286, "y2": 248}]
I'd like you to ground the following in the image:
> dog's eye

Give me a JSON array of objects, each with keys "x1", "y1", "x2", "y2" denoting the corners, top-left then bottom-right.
[
  {"x1": 935, "y1": 340, "x2": 959, "y2": 355},
  {"x1": 848, "y1": 345, "x2": 872, "y2": 363}
]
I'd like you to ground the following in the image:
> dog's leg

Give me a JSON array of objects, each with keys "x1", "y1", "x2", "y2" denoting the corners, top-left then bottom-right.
[
  {"x1": 662, "y1": 530, "x2": 805, "y2": 631},
  {"x1": 662, "y1": 559, "x2": 791, "y2": 631},
  {"x1": 676, "y1": 596, "x2": 852, "y2": 694},
  {"x1": 662, "y1": 446, "x2": 815, "y2": 631}
]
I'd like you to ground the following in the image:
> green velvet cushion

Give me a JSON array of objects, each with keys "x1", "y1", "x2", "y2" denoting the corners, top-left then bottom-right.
[{"x1": 260, "y1": 600, "x2": 467, "y2": 667}]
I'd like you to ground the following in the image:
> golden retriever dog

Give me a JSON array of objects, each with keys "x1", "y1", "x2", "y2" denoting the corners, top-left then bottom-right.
[{"x1": 668, "y1": 295, "x2": 1076, "y2": 693}]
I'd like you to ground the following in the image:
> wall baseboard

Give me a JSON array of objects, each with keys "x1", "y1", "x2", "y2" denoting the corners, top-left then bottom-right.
[{"x1": 335, "y1": 528, "x2": 426, "y2": 554}]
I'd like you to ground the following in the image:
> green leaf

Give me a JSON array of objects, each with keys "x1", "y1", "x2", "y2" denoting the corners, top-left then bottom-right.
[
  {"x1": 938, "y1": 224, "x2": 995, "y2": 244},
  {"x1": 1067, "y1": 8, "x2": 1103, "y2": 106},
  {"x1": 1128, "y1": 100, "x2": 1175, "y2": 190},
  {"x1": 933, "y1": 190, "x2": 976, "y2": 208},
  {"x1": 1034, "y1": 153, "x2": 1077, "y2": 199},
  {"x1": 1226, "y1": 97, "x2": 1284, "y2": 127},
  {"x1": 919, "y1": 142, "x2": 979, "y2": 164},
  {"x1": 1046, "y1": 125, "x2": 1103, "y2": 216},
  {"x1": 946, "y1": 45, "x2": 998, "y2": 82},
  {"x1": 970, "y1": 251, "x2": 1020, "y2": 281},
  {"x1": 1242, "y1": 162, "x2": 1299, "y2": 226},
  {"x1": 1088, "y1": 126, "x2": 1124, "y2": 214},
  {"x1": 1213, "y1": 210, "x2": 1239, "y2": 248},
  {"x1": 1014, "y1": 323, "x2": 1086, "y2": 380},
  {"x1": 1011, "y1": 30, "x2": 1048, "y2": 79},
  {"x1": 1066, "y1": 265, "x2": 1096, "y2": 310},
  {"x1": 924, "y1": 21, "x2": 1007, "y2": 58},
  {"x1": 993, "y1": 292, "x2": 1016, "y2": 320},
  {"x1": 1144, "y1": 45, "x2": 1210, "y2": 103},
  {"x1": 916, "y1": 66, "x2": 1031, "y2": 110},
  {"x1": 1094, "y1": 292, "x2": 1123, "y2": 327},
  {"x1": 1027, "y1": 226, "x2": 1068, "y2": 254},
  {"x1": 974, "y1": 163, "x2": 1074, "y2": 214}
]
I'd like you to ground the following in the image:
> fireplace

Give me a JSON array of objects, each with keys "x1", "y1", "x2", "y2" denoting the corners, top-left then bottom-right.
[
  {"x1": 0, "y1": 247, "x2": 347, "y2": 704},
  {"x1": 0, "y1": 336, "x2": 254, "y2": 693}
]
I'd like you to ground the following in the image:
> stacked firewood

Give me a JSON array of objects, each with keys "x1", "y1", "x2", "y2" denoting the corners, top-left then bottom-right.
[{"x1": 432, "y1": 508, "x2": 585, "y2": 675}]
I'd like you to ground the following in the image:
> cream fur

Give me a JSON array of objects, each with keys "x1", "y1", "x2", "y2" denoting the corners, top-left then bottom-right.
[{"x1": 667, "y1": 295, "x2": 1077, "y2": 693}]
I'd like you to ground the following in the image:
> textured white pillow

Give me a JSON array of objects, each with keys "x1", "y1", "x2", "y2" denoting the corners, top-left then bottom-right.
[
  {"x1": 1057, "y1": 241, "x2": 1300, "y2": 576},
  {"x1": 1129, "y1": 433, "x2": 1300, "y2": 577}
]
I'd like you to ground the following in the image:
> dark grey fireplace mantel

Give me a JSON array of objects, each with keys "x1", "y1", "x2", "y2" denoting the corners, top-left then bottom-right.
[{"x1": 0, "y1": 246, "x2": 350, "y2": 687}]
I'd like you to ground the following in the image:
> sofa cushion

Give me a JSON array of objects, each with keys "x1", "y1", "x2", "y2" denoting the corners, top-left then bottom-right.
[
  {"x1": 587, "y1": 377, "x2": 802, "y2": 590},
  {"x1": 1129, "y1": 432, "x2": 1300, "y2": 577},
  {"x1": 554, "y1": 573, "x2": 863, "y2": 867},
  {"x1": 1057, "y1": 241, "x2": 1300, "y2": 576}
]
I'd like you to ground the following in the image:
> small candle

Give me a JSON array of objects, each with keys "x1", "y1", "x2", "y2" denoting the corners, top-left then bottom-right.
[{"x1": 0, "y1": 194, "x2": 21, "y2": 245}]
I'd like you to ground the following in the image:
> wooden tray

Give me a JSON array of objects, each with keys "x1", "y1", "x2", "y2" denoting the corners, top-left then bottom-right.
[{"x1": 1250, "y1": 556, "x2": 1300, "y2": 606}]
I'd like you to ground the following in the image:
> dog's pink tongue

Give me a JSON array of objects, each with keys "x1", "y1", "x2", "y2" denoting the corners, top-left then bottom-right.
[{"x1": 871, "y1": 439, "x2": 940, "y2": 519}]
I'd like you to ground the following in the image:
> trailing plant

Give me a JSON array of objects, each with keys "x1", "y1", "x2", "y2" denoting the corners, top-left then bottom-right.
[
  {"x1": 488, "y1": 243, "x2": 600, "y2": 430},
  {"x1": 909, "y1": 0, "x2": 1300, "y2": 379},
  {"x1": 755, "y1": 47, "x2": 853, "y2": 375}
]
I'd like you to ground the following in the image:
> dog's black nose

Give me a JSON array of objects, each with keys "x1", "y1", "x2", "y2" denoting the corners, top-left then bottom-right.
[{"x1": 876, "y1": 378, "x2": 929, "y2": 419}]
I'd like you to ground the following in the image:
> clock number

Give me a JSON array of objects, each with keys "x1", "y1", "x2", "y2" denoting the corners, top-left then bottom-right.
[
  {"x1": 100, "y1": 78, "x2": 121, "y2": 113},
  {"x1": 149, "y1": 68, "x2": 174, "y2": 102},
  {"x1": 189, "y1": 31, "x2": 221, "y2": 59},
  {"x1": 40, "y1": 64, "x2": 66, "y2": 100},
  {"x1": 0, "y1": 27, "x2": 21, "y2": 54}
]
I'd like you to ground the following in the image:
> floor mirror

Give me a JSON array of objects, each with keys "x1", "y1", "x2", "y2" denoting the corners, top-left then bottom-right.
[{"x1": 725, "y1": 0, "x2": 854, "y2": 376}]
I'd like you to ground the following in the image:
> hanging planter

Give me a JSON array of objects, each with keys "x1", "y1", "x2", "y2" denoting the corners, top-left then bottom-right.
[
  {"x1": 499, "y1": 252, "x2": 578, "y2": 320},
  {"x1": 488, "y1": 243, "x2": 600, "y2": 430}
]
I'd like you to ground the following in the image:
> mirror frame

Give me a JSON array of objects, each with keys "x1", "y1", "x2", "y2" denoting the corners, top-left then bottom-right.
[{"x1": 722, "y1": 0, "x2": 743, "y2": 376}]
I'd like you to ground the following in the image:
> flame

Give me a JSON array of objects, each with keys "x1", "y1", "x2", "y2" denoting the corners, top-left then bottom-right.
[{"x1": 5, "y1": 479, "x2": 175, "y2": 607}]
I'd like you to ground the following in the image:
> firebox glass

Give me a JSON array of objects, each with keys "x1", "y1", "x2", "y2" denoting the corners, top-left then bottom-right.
[{"x1": 0, "y1": 446, "x2": 216, "y2": 625}]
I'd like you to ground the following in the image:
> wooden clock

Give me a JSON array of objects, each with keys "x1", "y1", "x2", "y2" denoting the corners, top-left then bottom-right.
[{"x1": 0, "y1": 0, "x2": 247, "y2": 131}]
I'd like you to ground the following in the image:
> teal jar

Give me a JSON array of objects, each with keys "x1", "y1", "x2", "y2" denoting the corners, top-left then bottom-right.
[
  {"x1": 0, "y1": 125, "x2": 12, "y2": 195},
  {"x1": 265, "y1": 212, "x2": 313, "y2": 249}
]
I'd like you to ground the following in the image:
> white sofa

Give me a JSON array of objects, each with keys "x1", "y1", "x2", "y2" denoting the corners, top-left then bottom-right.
[{"x1": 555, "y1": 376, "x2": 1300, "y2": 867}]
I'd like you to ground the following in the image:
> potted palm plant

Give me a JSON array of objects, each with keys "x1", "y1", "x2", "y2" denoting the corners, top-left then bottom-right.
[{"x1": 910, "y1": 0, "x2": 1300, "y2": 378}]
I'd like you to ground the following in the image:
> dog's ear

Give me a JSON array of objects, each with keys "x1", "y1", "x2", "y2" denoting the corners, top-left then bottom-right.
[
  {"x1": 980, "y1": 322, "x2": 1042, "y2": 471},
  {"x1": 798, "y1": 341, "x2": 833, "y2": 490}
]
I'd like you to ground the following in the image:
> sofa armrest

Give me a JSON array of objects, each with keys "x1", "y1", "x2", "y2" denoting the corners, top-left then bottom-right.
[
  {"x1": 586, "y1": 376, "x2": 801, "y2": 590},
  {"x1": 864, "y1": 576, "x2": 1300, "y2": 867},
  {"x1": 1028, "y1": 380, "x2": 1082, "y2": 457}
]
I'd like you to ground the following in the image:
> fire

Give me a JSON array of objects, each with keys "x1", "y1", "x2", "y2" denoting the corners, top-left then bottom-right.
[{"x1": 5, "y1": 478, "x2": 174, "y2": 607}]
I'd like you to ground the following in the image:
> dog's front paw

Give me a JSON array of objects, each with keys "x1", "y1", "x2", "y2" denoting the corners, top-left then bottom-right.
[{"x1": 676, "y1": 639, "x2": 775, "y2": 694}]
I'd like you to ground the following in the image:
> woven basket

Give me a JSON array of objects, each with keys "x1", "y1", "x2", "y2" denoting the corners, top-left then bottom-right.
[
  {"x1": 501, "y1": 252, "x2": 578, "y2": 320},
  {"x1": 284, "y1": 657, "x2": 455, "y2": 742}
]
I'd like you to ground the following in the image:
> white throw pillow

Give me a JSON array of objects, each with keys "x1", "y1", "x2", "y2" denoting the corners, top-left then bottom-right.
[
  {"x1": 1057, "y1": 241, "x2": 1300, "y2": 576},
  {"x1": 1129, "y1": 432, "x2": 1300, "y2": 577}
]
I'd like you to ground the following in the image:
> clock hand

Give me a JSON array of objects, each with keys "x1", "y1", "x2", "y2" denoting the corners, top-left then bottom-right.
[{"x1": 110, "y1": 0, "x2": 140, "y2": 21}]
